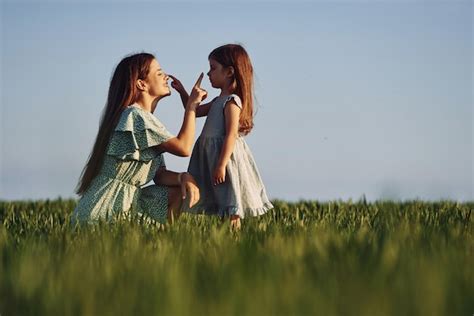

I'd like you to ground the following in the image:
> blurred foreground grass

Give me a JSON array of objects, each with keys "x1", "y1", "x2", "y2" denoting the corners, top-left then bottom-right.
[{"x1": 0, "y1": 199, "x2": 472, "y2": 315}]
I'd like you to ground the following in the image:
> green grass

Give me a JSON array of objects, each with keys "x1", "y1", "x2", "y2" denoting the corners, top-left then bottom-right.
[{"x1": 0, "y1": 199, "x2": 473, "y2": 315}]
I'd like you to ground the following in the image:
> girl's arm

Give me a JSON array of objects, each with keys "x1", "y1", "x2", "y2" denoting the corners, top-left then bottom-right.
[
  {"x1": 169, "y1": 74, "x2": 213, "y2": 117},
  {"x1": 169, "y1": 74, "x2": 189, "y2": 107},
  {"x1": 196, "y1": 101, "x2": 214, "y2": 117},
  {"x1": 178, "y1": 91, "x2": 189, "y2": 109},
  {"x1": 158, "y1": 74, "x2": 207, "y2": 157},
  {"x1": 178, "y1": 94, "x2": 214, "y2": 117},
  {"x1": 180, "y1": 93, "x2": 215, "y2": 118},
  {"x1": 212, "y1": 100, "x2": 241, "y2": 185}
]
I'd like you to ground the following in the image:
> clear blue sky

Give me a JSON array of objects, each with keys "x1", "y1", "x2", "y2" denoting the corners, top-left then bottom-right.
[{"x1": 1, "y1": 0, "x2": 472, "y2": 201}]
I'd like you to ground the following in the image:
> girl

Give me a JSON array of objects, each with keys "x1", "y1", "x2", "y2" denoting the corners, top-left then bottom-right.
[
  {"x1": 72, "y1": 52, "x2": 207, "y2": 225},
  {"x1": 171, "y1": 44, "x2": 273, "y2": 229}
]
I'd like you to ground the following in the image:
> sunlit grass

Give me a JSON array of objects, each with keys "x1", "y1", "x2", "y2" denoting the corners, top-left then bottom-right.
[{"x1": 1, "y1": 199, "x2": 472, "y2": 315}]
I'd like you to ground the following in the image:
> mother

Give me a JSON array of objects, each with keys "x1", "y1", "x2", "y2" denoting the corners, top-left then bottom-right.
[{"x1": 72, "y1": 52, "x2": 207, "y2": 224}]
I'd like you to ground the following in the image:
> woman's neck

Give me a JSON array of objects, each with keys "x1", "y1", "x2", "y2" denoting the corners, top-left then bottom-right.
[{"x1": 135, "y1": 95, "x2": 159, "y2": 113}]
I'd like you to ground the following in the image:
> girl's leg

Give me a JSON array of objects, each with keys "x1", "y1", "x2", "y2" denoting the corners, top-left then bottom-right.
[
  {"x1": 230, "y1": 214, "x2": 241, "y2": 230},
  {"x1": 167, "y1": 186, "x2": 183, "y2": 224}
]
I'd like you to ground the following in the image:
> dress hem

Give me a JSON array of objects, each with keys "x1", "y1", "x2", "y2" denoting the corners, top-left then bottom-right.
[{"x1": 185, "y1": 201, "x2": 273, "y2": 219}]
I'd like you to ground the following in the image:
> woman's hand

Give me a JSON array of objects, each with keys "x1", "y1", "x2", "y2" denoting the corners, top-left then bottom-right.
[
  {"x1": 180, "y1": 172, "x2": 200, "y2": 208},
  {"x1": 168, "y1": 74, "x2": 187, "y2": 95},
  {"x1": 187, "y1": 73, "x2": 207, "y2": 110},
  {"x1": 213, "y1": 165, "x2": 226, "y2": 186}
]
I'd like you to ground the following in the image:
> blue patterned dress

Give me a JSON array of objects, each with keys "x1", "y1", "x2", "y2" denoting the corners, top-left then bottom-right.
[{"x1": 72, "y1": 104, "x2": 174, "y2": 224}]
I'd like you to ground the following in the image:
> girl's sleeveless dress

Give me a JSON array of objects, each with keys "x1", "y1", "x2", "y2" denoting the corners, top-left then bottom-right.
[
  {"x1": 185, "y1": 94, "x2": 273, "y2": 218},
  {"x1": 71, "y1": 104, "x2": 174, "y2": 225}
]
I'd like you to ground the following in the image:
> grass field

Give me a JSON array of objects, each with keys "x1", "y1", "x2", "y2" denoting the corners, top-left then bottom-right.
[{"x1": 0, "y1": 199, "x2": 472, "y2": 316}]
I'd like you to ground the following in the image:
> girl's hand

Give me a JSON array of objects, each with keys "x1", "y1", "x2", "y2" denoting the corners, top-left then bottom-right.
[
  {"x1": 187, "y1": 73, "x2": 207, "y2": 110},
  {"x1": 213, "y1": 165, "x2": 226, "y2": 186},
  {"x1": 168, "y1": 74, "x2": 186, "y2": 95}
]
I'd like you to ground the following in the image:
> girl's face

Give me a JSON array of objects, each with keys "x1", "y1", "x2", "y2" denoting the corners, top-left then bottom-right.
[
  {"x1": 207, "y1": 58, "x2": 231, "y2": 89},
  {"x1": 144, "y1": 59, "x2": 170, "y2": 98}
]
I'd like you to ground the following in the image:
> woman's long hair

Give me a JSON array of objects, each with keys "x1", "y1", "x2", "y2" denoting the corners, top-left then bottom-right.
[
  {"x1": 76, "y1": 53, "x2": 155, "y2": 195},
  {"x1": 209, "y1": 44, "x2": 254, "y2": 135}
]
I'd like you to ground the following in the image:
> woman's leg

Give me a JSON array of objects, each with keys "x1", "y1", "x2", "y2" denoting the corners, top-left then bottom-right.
[{"x1": 167, "y1": 186, "x2": 183, "y2": 224}]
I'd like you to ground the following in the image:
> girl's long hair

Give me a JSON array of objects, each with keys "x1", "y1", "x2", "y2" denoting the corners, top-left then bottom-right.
[
  {"x1": 75, "y1": 53, "x2": 155, "y2": 195},
  {"x1": 209, "y1": 44, "x2": 254, "y2": 135}
]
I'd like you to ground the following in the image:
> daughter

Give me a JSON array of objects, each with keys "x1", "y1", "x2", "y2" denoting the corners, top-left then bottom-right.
[{"x1": 171, "y1": 44, "x2": 273, "y2": 228}]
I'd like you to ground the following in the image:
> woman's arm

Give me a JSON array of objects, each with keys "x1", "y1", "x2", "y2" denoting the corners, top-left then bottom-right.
[
  {"x1": 212, "y1": 100, "x2": 241, "y2": 185},
  {"x1": 154, "y1": 167, "x2": 200, "y2": 207},
  {"x1": 169, "y1": 74, "x2": 213, "y2": 117},
  {"x1": 153, "y1": 167, "x2": 181, "y2": 186},
  {"x1": 157, "y1": 73, "x2": 207, "y2": 157},
  {"x1": 157, "y1": 107, "x2": 196, "y2": 157}
]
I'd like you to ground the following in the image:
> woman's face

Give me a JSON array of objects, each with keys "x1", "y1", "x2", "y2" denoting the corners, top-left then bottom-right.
[{"x1": 144, "y1": 59, "x2": 170, "y2": 98}]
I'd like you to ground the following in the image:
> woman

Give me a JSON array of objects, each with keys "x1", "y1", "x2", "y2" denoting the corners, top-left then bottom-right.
[{"x1": 72, "y1": 52, "x2": 207, "y2": 224}]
